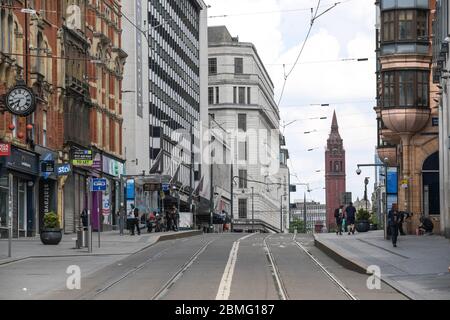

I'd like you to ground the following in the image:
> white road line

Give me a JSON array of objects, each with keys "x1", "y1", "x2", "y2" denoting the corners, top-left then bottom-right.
[{"x1": 215, "y1": 233, "x2": 255, "y2": 300}]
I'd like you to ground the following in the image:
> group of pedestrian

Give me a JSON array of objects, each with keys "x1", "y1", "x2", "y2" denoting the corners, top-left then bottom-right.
[
  {"x1": 334, "y1": 202, "x2": 356, "y2": 235},
  {"x1": 116, "y1": 203, "x2": 179, "y2": 236}
]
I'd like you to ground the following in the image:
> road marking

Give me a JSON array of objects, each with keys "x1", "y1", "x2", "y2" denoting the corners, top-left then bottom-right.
[
  {"x1": 264, "y1": 235, "x2": 289, "y2": 300},
  {"x1": 215, "y1": 233, "x2": 255, "y2": 300}
]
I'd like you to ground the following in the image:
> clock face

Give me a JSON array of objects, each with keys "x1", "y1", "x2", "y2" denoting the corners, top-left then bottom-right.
[{"x1": 5, "y1": 86, "x2": 36, "y2": 116}]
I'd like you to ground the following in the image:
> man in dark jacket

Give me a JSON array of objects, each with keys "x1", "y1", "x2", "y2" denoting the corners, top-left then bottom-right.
[
  {"x1": 133, "y1": 204, "x2": 141, "y2": 235},
  {"x1": 388, "y1": 203, "x2": 401, "y2": 247},
  {"x1": 80, "y1": 208, "x2": 88, "y2": 230},
  {"x1": 334, "y1": 205, "x2": 344, "y2": 235},
  {"x1": 345, "y1": 202, "x2": 356, "y2": 235}
]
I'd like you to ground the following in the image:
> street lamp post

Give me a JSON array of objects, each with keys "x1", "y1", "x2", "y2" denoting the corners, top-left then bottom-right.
[
  {"x1": 364, "y1": 177, "x2": 370, "y2": 212},
  {"x1": 251, "y1": 186, "x2": 254, "y2": 233},
  {"x1": 357, "y1": 162, "x2": 388, "y2": 239}
]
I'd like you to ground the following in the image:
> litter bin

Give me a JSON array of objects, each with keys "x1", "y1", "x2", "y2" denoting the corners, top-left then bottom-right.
[{"x1": 76, "y1": 229, "x2": 88, "y2": 248}]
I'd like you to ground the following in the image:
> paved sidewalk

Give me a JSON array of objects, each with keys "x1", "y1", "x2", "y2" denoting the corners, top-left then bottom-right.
[
  {"x1": 0, "y1": 229, "x2": 202, "y2": 265},
  {"x1": 314, "y1": 230, "x2": 450, "y2": 300}
]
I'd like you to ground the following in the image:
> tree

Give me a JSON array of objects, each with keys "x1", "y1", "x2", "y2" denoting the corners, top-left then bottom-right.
[{"x1": 289, "y1": 218, "x2": 306, "y2": 233}]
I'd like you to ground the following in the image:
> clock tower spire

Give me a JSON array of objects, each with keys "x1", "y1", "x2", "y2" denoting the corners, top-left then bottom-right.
[{"x1": 325, "y1": 110, "x2": 346, "y2": 231}]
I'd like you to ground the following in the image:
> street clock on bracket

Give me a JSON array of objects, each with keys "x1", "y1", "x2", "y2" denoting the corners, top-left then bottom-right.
[{"x1": 5, "y1": 85, "x2": 36, "y2": 116}]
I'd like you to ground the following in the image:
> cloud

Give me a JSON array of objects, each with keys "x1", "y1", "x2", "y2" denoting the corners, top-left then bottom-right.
[{"x1": 207, "y1": 0, "x2": 377, "y2": 204}]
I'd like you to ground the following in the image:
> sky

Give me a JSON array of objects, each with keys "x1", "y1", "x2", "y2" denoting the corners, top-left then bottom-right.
[{"x1": 206, "y1": 0, "x2": 377, "y2": 204}]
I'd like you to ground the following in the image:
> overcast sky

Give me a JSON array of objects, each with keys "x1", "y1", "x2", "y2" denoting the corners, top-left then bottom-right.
[{"x1": 206, "y1": 0, "x2": 377, "y2": 204}]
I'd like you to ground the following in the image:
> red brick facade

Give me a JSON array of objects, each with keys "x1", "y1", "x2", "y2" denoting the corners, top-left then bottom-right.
[{"x1": 325, "y1": 111, "x2": 346, "y2": 230}]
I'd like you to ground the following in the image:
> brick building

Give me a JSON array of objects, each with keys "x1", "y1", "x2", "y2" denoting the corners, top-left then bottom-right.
[{"x1": 325, "y1": 111, "x2": 346, "y2": 231}]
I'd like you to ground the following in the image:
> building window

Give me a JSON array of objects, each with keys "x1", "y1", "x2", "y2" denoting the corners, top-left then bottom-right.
[
  {"x1": 208, "y1": 58, "x2": 217, "y2": 75},
  {"x1": 43, "y1": 111, "x2": 47, "y2": 147},
  {"x1": 238, "y1": 141, "x2": 248, "y2": 161},
  {"x1": 238, "y1": 198, "x2": 247, "y2": 219},
  {"x1": 215, "y1": 87, "x2": 219, "y2": 104},
  {"x1": 381, "y1": 10, "x2": 428, "y2": 43},
  {"x1": 382, "y1": 70, "x2": 429, "y2": 108},
  {"x1": 208, "y1": 87, "x2": 214, "y2": 105},
  {"x1": 233, "y1": 86, "x2": 237, "y2": 104},
  {"x1": 238, "y1": 87, "x2": 245, "y2": 104},
  {"x1": 238, "y1": 114, "x2": 247, "y2": 132},
  {"x1": 247, "y1": 87, "x2": 251, "y2": 104},
  {"x1": 239, "y1": 169, "x2": 247, "y2": 188},
  {"x1": 235, "y1": 57, "x2": 243, "y2": 74}
]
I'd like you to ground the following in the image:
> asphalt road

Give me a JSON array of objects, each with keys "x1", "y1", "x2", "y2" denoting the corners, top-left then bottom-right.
[{"x1": 26, "y1": 233, "x2": 407, "y2": 300}]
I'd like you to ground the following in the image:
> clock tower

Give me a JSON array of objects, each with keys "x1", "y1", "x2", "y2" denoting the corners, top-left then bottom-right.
[{"x1": 325, "y1": 111, "x2": 346, "y2": 230}]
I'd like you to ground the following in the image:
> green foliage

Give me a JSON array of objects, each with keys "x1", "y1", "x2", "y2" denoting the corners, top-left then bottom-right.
[
  {"x1": 356, "y1": 208, "x2": 370, "y2": 222},
  {"x1": 43, "y1": 212, "x2": 60, "y2": 229},
  {"x1": 370, "y1": 214, "x2": 378, "y2": 225},
  {"x1": 289, "y1": 219, "x2": 306, "y2": 233}
]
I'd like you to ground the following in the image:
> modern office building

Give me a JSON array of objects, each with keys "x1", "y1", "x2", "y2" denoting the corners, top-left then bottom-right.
[
  {"x1": 432, "y1": 0, "x2": 450, "y2": 238},
  {"x1": 146, "y1": 0, "x2": 210, "y2": 218},
  {"x1": 375, "y1": 0, "x2": 440, "y2": 234},
  {"x1": 208, "y1": 25, "x2": 288, "y2": 233}
]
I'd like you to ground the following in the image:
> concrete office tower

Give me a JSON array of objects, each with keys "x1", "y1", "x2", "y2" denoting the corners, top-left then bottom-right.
[{"x1": 208, "y1": 26, "x2": 288, "y2": 233}]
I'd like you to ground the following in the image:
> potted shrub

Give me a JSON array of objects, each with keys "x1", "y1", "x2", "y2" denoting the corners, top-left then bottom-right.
[
  {"x1": 40, "y1": 212, "x2": 62, "y2": 245},
  {"x1": 355, "y1": 208, "x2": 371, "y2": 233}
]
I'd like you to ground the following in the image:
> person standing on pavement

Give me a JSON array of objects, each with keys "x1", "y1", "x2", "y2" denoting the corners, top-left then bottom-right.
[
  {"x1": 127, "y1": 205, "x2": 136, "y2": 235},
  {"x1": 117, "y1": 204, "x2": 126, "y2": 236},
  {"x1": 80, "y1": 208, "x2": 88, "y2": 230},
  {"x1": 345, "y1": 202, "x2": 357, "y2": 235},
  {"x1": 133, "y1": 204, "x2": 141, "y2": 235},
  {"x1": 334, "y1": 205, "x2": 345, "y2": 235},
  {"x1": 388, "y1": 203, "x2": 401, "y2": 247}
]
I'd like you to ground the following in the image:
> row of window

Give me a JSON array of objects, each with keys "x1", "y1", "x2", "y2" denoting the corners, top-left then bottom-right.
[
  {"x1": 208, "y1": 86, "x2": 252, "y2": 105},
  {"x1": 382, "y1": 70, "x2": 429, "y2": 108},
  {"x1": 208, "y1": 57, "x2": 244, "y2": 75},
  {"x1": 382, "y1": 9, "x2": 427, "y2": 43}
]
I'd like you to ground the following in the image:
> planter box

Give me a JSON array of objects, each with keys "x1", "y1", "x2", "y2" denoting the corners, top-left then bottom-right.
[
  {"x1": 40, "y1": 229, "x2": 62, "y2": 245},
  {"x1": 355, "y1": 221, "x2": 370, "y2": 233}
]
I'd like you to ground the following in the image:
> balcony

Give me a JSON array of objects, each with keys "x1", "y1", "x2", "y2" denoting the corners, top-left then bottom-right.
[
  {"x1": 377, "y1": 145, "x2": 397, "y2": 166},
  {"x1": 381, "y1": 107, "x2": 430, "y2": 135}
]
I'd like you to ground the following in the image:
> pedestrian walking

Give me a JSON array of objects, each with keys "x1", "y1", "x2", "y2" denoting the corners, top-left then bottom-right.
[
  {"x1": 388, "y1": 203, "x2": 401, "y2": 247},
  {"x1": 334, "y1": 205, "x2": 344, "y2": 235},
  {"x1": 133, "y1": 204, "x2": 141, "y2": 235},
  {"x1": 127, "y1": 205, "x2": 135, "y2": 235},
  {"x1": 117, "y1": 204, "x2": 126, "y2": 236},
  {"x1": 345, "y1": 202, "x2": 357, "y2": 235},
  {"x1": 80, "y1": 208, "x2": 88, "y2": 230}
]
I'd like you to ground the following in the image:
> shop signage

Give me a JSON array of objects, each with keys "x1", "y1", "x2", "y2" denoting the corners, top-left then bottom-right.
[
  {"x1": 102, "y1": 155, "x2": 124, "y2": 177},
  {"x1": 102, "y1": 197, "x2": 111, "y2": 216},
  {"x1": 126, "y1": 179, "x2": 135, "y2": 199},
  {"x1": 144, "y1": 183, "x2": 159, "y2": 192},
  {"x1": 72, "y1": 149, "x2": 93, "y2": 166},
  {"x1": 0, "y1": 143, "x2": 11, "y2": 157},
  {"x1": 6, "y1": 146, "x2": 39, "y2": 175},
  {"x1": 57, "y1": 163, "x2": 72, "y2": 176},
  {"x1": 432, "y1": 117, "x2": 439, "y2": 127},
  {"x1": 91, "y1": 178, "x2": 107, "y2": 192},
  {"x1": 41, "y1": 160, "x2": 55, "y2": 173}
]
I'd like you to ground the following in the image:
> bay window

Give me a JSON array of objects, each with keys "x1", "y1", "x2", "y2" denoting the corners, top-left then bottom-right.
[{"x1": 382, "y1": 70, "x2": 429, "y2": 108}]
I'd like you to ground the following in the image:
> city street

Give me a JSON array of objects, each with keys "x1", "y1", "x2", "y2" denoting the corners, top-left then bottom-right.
[{"x1": 0, "y1": 234, "x2": 405, "y2": 300}]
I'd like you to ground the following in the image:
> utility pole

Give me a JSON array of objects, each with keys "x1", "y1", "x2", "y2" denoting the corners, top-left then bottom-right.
[
  {"x1": 251, "y1": 186, "x2": 254, "y2": 233},
  {"x1": 303, "y1": 192, "x2": 307, "y2": 233},
  {"x1": 8, "y1": 173, "x2": 13, "y2": 257},
  {"x1": 230, "y1": 164, "x2": 233, "y2": 232},
  {"x1": 280, "y1": 194, "x2": 283, "y2": 233}
]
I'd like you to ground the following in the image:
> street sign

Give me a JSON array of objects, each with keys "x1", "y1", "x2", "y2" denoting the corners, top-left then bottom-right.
[
  {"x1": 41, "y1": 160, "x2": 55, "y2": 173},
  {"x1": 57, "y1": 163, "x2": 72, "y2": 176},
  {"x1": 162, "y1": 183, "x2": 170, "y2": 192},
  {"x1": 72, "y1": 149, "x2": 93, "y2": 166},
  {"x1": 91, "y1": 178, "x2": 107, "y2": 192},
  {"x1": 0, "y1": 143, "x2": 11, "y2": 157}
]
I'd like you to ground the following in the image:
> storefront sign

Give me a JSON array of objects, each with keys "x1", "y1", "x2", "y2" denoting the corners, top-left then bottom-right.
[
  {"x1": 432, "y1": 117, "x2": 439, "y2": 127},
  {"x1": 41, "y1": 161, "x2": 55, "y2": 173},
  {"x1": 102, "y1": 155, "x2": 124, "y2": 177},
  {"x1": 6, "y1": 146, "x2": 39, "y2": 175},
  {"x1": 143, "y1": 183, "x2": 159, "y2": 192},
  {"x1": 126, "y1": 179, "x2": 135, "y2": 199},
  {"x1": 386, "y1": 167, "x2": 398, "y2": 195},
  {"x1": 0, "y1": 143, "x2": 11, "y2": 157},
  {"x1": 72, "y1": 149, "x2": 93, "y2": 166},
  {"x1": 57, "y1": 163, "x2": 72, "y2": 176}
]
